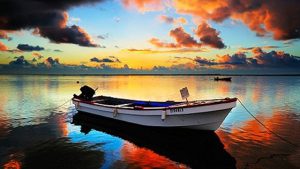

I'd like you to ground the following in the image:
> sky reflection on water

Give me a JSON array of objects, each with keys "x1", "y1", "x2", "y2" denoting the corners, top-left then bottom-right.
[{"x1": 0, "y1": 75, "x2": 299, "y2": 169}]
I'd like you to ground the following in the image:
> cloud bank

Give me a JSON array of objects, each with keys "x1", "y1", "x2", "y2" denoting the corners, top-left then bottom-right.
[
  {"x1": 2, "y1": 48, "x2": 300, "y2": 75},
  {"x1": 194, "y1": 48, "x2": 300, "y2": 68}
]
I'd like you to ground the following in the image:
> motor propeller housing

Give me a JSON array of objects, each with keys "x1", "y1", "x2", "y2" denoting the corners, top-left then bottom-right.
[{"x1": 73, "y1": 85, "x2": 95, "y2": 101}]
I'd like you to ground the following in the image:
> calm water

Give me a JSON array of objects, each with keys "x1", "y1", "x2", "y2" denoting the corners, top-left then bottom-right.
[{"x1": 0, "y1": 75, "x2": 299, "y2": 169}]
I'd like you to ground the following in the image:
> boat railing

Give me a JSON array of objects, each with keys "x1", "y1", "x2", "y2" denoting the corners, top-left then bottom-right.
[
  {"x1": 170, "y1": 98, "x2": 233, "y2": 107},
  {"x1": 116, "y1": 103, "x2": 133, "y2": 107}
]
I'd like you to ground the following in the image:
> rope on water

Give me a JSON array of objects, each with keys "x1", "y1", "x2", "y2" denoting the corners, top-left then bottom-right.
[
  {"x1": 237, "y1": 98, "x2": 298, "y2": 147},
  {"x1": 31, "y1": 99, "x2": 72, "y2": 112}
]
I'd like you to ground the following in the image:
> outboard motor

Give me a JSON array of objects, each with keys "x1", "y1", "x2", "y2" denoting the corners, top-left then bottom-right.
[{"x1": 73, "y1": 85, "x2": 95, "y2": 101}]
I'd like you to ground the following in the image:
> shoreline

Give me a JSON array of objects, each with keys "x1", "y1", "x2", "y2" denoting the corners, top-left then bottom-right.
[{"x1": 1, "y1": 73, "x2": 300, "y2": 76}]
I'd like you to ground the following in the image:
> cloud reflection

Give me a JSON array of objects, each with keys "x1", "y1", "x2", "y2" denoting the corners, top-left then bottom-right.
[{"x1": 217, "y1": 110, "x2": 300, "y2": 169}]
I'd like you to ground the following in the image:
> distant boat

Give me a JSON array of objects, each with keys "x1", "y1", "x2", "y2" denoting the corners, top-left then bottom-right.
[
  {"x1": 72, "y1": 86, "x2": 237, "y2": 131},
  {"x1": 214, "y1": 77, "x2": 232, "y2": 81}
]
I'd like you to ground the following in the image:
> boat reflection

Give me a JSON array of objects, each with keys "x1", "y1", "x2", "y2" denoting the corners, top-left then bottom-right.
[
  {"x1": 20, "y1": 137, "x2": 104, "y2": 169},
  {"x1": 72, "y1": 112, "x2": 236, "y2": 169}
]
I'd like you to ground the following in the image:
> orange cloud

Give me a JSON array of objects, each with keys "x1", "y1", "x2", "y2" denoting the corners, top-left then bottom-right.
[
  {"x1": 149, "y1": 27, "x2": 201, "y2": 48},
  {"x1": 173, "y1": 0, "x2": 226, "y2": 19},
  {"x1": 171, "y1": 62, "x2": 198, "y2": 69},
  {"x1": 215, "y1": 53, "x2": 248, "y2": 65},
  {"x1": 170, "y1": 27, "x2": 201, "y2": 47},
  {"x1": 122, "y1": 0, "x2": 164, "y2": 12},
  {"x1": 148, "y1": 38, "x2": 179, "y2": 48},
  {"x1": 251, "y1": 47, "x2": 264, "y2": 55},
  {"x1": 159, "y1": 15, "x2": 187, "y2": 25},
  {"x1": 216, "y1": 54, "x2": 231, "y2": 64},
  {"x1": 0, "y1": 41, "x2": 8, "y2": 51},
  {"x1": 195, "y1": 22, "x2": 225, "y2": 49},
  {"x1": 32, "y1": 52, "x2": 44, "y2": 59},
  {"x1": 174, "y1": 0, "x2": 300, "y2": 40},
  {"x1": 126, "y1": 48, "x2": 206, "y2": 53},
  {"x1": 127, "y1": 0, "x2": 300, "y2": 40},
  {"x1": 150, "y1": 24, "x2": 225, "y2": 49}
]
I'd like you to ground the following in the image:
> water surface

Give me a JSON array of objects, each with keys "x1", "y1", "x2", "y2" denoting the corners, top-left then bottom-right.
[{"x1": 0, "y1": 75, "x2": 299, "y2": 169}]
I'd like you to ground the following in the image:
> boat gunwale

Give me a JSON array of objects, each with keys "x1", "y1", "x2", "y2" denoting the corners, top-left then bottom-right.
[{"x1": 72, "y1": 97, "x2": 237, "y2": 111}]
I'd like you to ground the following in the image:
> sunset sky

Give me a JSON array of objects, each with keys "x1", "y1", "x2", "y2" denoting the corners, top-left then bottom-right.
[{"x1": 1, "y1": 0, "x2": 300, "y2": 74}]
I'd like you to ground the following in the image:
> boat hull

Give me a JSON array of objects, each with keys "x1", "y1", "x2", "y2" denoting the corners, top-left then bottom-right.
[{"x1": 73, "y1": 99, "x2": 235, "y2": 131}]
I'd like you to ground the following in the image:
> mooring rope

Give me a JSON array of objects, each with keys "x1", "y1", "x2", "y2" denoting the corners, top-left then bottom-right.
[
  {"x1": 29, "y1": 99, "x2": 72, "y2": 112},
  {"x1": 237, "y1": 98, "x2": 298, "y2": 147}
]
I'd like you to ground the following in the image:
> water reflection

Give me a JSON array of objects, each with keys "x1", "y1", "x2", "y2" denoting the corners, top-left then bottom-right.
[
  {"x1": 1, "y1": 75, "x2": 300, "y2": 169},
  {"x1": 217, "y1": 109, "x2": 300, "y2": 169},
  {"x1": 21, "y1": 138, "x2": 103, "y2": 169},
  {"x1": 0, "y1": 112, "x2": 70, "y2": 165},
  {"x1": 120, "y1": 142, "x2": 188, "y2": 169},
  {"x1": 4, "y1": 160, "x2": 21, "y2": 169},
  {"x1": 72, "y1": 112, "x2": 236, "y2": 169}
]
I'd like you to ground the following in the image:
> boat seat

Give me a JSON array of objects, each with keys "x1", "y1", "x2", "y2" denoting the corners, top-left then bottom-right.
[
  {"x1": 133, "y1": 101, "x2": 175, "y2": 107},
  {"x1": 93, "y1": 99, "x2": 105, "y2": 103}
]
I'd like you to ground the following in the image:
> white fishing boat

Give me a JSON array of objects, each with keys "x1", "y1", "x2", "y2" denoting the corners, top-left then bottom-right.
[{"x1": 72, "y1": 86, "x2": 237, "y2": 131}]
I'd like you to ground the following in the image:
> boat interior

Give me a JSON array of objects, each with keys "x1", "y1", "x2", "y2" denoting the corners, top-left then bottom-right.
[
  {"x1": 92, "y1": 95, "x2": 181, "y2": 108},
  {"x1": 73, "y1": 85, "x2": 236, "y2": 108}
]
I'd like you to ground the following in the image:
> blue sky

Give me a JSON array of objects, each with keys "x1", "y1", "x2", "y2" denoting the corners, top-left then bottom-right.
[{"x1": 1, "y1": 0, "x2": 300, "y2": 74}]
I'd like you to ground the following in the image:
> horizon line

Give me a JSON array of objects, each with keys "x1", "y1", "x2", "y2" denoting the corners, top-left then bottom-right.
[{"x1": 1, "y1": 73, "x2": 300, "y2": 76}]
